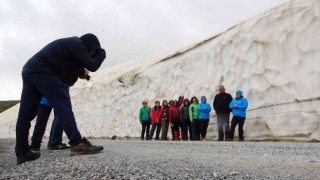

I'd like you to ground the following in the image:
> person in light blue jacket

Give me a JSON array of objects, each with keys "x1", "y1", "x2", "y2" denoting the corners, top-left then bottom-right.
[
  {"x1": 229, "y1": 90, "x2": 248, "y2": 141},
  {"x1": 198, "y1": 96, "x2": 211, "y2": 140}
]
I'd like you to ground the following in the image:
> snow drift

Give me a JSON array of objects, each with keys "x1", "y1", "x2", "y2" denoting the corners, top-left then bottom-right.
[{"x1": 1, "y1": 0, "x2": 320, "y2": 141}]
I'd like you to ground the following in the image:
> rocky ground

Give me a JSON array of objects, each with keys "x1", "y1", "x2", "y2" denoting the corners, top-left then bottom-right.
[{"x1": 0, "y1": 139, "x2": 320, "y2": 180}]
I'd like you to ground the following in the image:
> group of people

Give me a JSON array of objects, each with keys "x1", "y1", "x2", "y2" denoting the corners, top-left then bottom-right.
[{"x1": 139, "y1": 85, "x2": 248, "y2": 141}]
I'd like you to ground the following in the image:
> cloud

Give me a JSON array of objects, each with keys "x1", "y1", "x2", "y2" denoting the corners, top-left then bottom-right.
[{"x1": 0, "y1": 0, "x2": 285, "y2": 100}]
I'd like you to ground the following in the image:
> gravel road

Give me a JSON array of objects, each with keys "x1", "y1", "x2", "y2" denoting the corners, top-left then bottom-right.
[{"x1": 1, "y1": 139, "x2": 320, "y2": 180}]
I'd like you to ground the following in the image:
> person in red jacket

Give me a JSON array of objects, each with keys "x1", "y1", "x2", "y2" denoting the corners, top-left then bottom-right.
[
  {"x1": 149, "y1": 101, "x2": 163, "y2": 140},
  {"x1": 169, "y1": 100, "x2": 184, "y2": 140}
]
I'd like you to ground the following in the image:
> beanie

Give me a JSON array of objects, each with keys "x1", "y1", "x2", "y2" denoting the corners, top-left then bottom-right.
[
  {"x1": 236, "y1": 90, "x2": 243, "y2": 96},
  {"x1": 80, "y1": 33, "x2": 101, "y2": 52}
]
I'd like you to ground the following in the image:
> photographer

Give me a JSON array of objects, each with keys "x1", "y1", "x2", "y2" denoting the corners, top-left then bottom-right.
[{"x1": 16, "y1": 33, "x2": 106, "y2": 165}]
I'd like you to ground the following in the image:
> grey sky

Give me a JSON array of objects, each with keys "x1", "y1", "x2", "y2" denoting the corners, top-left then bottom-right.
[{"x1": 0, "y1": 0, "x2": 284, "y2": 100}]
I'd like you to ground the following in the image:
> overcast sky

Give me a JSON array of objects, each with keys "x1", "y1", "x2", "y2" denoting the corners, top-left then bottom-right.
[{"x1": 0, "y1": 0, "x2": 285, "y2": 100}]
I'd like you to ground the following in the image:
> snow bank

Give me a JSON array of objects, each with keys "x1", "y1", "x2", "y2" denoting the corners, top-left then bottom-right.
[{"x1": 1, "y1": 0, "x2": 320, "y2": 141}]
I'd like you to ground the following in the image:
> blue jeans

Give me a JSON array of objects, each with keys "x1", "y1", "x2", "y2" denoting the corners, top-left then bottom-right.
[
  {"x1": 15, "y1": 70, "x2": 82, "y2": 156},
  {"x1": 48, "y1": 115, "x2": 64, "y2": 146}
]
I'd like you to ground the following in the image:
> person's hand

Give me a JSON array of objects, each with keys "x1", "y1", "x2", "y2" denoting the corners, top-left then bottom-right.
[
  {"x1": 234, "y1": 104, "x2": 238, "y2": 108},
  {"x1": 79, "y1": 69, "x2": 90, "y2": 80}
]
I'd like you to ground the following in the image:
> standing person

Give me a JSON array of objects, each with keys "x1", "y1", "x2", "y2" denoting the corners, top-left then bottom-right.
[
  {"x1": 168, "y1": 96, "x2": 184, "y2": 140},
  {"x1": 198, "y1": 96, "x2": 211, "y2": 141},
  {"x1": 30, "y1": 84, "x2": 78, "y2": 151},
  {"x1": 213, "y1": 85, "x2": 233, "y2": 141},
  {"x1": 160, "y1": 100, "x2": 170, "y2": 140},
  {"x1": 149, "y1": 101, "x2": 162, "y2": 140},
  {"x1": 229, "y1": 90, "x2": 248, "y2": 141},
  {"x1": 180, "y1": 99, "x2": 192, "y2": 141},
  {"x1": 139, "y1": 101, "x2": 151, "y2": 140},
  {"x1": 15, "y1": 33, "x2": 106, "y2": 164},
  {"x1": 29, "y1": 97, "x2": 69, "y2": 151},
  {"x1": 189, "y1": 97, "x2": 200, "y2": 141},
  {"x1": 169, "y1": 100, "x2": 183, "y2": 140}
]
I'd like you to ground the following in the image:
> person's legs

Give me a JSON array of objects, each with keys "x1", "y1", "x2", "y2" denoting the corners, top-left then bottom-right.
[
  {"x1": 216, "y1": 114, "x2": 224, "y2": 140},
  {"x1": 182, "y1": 120, "x2": 189, "y2": 140},
  {"x1": 238, "y1": 117, "x2": 246, "y2": 141},
  {"x1": 48, "y1": 115, "x2": 64, "y2": 147},
  {"x1": 172, "y1": 120, "x2": 179, "y2": 140},
  {"x1": 155, "y1": 124, "x2": 162, "y2": 140},
  {"x1": 146, "y1": 121, "x2": 151, "y2": 140},
  {"x1": 230, "y1": 116, "x2": 239, "y2": 140},
  {"x1": 161, "y1": 120, "x2": 168, "y2": 140},
  {"x1": 24, "y1": 73, "x2": 82, "y2": 146},
  {"x1": 188, "y1": 121, "x2": 192, "y2": 141},
  {"x1": 141, "y1": 122, "x2": 146, "y2": 140},
  {"x1": 202, "y1": 120, "x2": 209, "y2": 139},
  {"x1": 16, "y1": 74, "x2": 43, "y2": 156},
  {"x1": 149, "y1": 124, "x2": 156, "y2": 140},
  {"x1": 195, "y1": 120, "x2": 200, "y2": 140},
  {"x1": 199, "y1": 120, "x2": 204, "y2": 139},
  {"x1": 30, "y1": 105, "x2": 52, "y2": 149},
  {"x1": 222, "y1": 113, "x2": 231, "y2": 140}
]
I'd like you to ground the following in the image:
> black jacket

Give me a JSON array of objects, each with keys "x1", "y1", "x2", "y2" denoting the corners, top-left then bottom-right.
[
  {"x1": 180, "y1": 106, "x2": 190, "y2": 120},
  {"x1": 23, "y1": 36, "x2": 106, "y2": 83},
  {"x1": 213, "y1": 93, "x2": 233, "y2": 114}
]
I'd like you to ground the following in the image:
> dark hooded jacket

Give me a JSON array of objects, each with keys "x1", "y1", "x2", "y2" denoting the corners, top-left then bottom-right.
[{"x1": 23, "y1": 34, "x2": 106, "y2": 83}]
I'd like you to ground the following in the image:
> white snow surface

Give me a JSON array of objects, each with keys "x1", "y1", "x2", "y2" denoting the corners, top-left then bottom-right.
[{"x1": 1, "y1": 0, "x2": 320, "y2": 141}]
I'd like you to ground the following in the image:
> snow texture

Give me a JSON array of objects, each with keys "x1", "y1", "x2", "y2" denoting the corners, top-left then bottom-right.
[{"x1": 1, "y1": 0, "x2": 320, "y2": 141}]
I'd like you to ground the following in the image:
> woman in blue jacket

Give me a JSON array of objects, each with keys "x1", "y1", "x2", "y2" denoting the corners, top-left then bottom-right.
[
  {"x1": 229, "y1": 90, "x2": 248, "y2": 141},
  {"x1": 198, "y1": 96, "x2": 211, "y2": 141}
]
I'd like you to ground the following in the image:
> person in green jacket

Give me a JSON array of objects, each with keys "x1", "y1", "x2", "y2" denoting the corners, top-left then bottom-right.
[
  {"x1": 139, "y1": 101, "x2": 151, "y2": 140},
  {"x1": 189, "y1": 97, "x2": 200, "y2": 141}
]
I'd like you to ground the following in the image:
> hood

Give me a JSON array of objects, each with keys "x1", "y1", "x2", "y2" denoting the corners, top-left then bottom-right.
[
  {"x1": 80, "y1": 33, "x2": 101, "y2": 52},
  {"x1": 201, "y1": 96, "x2": 207, "y2": 103}
]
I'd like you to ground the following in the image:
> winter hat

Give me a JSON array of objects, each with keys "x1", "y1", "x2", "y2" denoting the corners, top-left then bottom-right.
[
  {"x1": 236, "y1": 90, "x2": 243, "y2": 96},
  {"x1": 201, "y1": 96, "x2": 206, "y2": 102},
  {"x1": 80, "y1": 33, "x2": 101, "y2": 52}
]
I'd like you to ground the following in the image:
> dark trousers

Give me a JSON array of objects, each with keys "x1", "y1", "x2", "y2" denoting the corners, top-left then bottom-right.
[
  {"x1": 217, "y1": 113, "x2": 231, "y2": 140},
  {"x1": 15, "y1": 72, "x2": 82, "y2": 156},
  {"x1": 31, "y1": 105, "x2": 52, "y2": 148},
  {"x1": 149, "y1": 124, "x2": 161, "y2": 140},
  {"x1": 199, "y1": 119, "x2": 209, "y2": 139},
  {"x1": 230, "y1": 116, "x2": 246, "y2": 140},
  {"x1": 48, "y1": 116, "x2": 64, "y2": 146},
  {"x1": 141, "y1": 121, "x2": 150, "y2": 140},
  {"x1": 191, "y1": 120, "x2": 200, "y2": 141},
  {"x1": 161, "y1": 120, "x2": 169, "y2": 140},
  {"x1": 182, "y1": 119, "x2": 192, "y2": 140}
]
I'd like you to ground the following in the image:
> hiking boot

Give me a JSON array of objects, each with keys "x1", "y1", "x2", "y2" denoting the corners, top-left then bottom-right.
[
  {"x1": 29, "y1": 144, "x2": 40, "y2": 151},
  {"x1": 17, "y1": 150, "x2": 41, "y2": 165},
  {"x1": 48, "y1": 143, "x2": 70, "y2": 150},
  {"x1": 69, "y1": 137, "x2": 104, "y2": 156}
]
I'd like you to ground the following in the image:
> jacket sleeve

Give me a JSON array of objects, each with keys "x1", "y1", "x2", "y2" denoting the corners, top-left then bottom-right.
[
  {"x1": 213, "y1": 96, "x2": 217, "y2": 111},
  {"x1": 150, "y1": 109, "x2": 155, "y2": 122},
  {"x1": 189, "y1": 106, "x2": 193, "y2": 122},
  {"x1": 229, "y1": 100, "x2": 234, "y2": 110},
  {"x1": 178, "y1": 96, "x2": 184, "y2": 107},
  {"x1": 68, "y1": 42, "x2": 106, "y2": 72},
  {"x1": 237, "y1": 99, "x2": 248, "y2": 110}
]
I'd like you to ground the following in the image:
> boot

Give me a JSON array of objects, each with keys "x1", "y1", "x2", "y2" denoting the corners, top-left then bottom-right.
[
  {"x1": 17, "y1": 150, "x2": 41, "y2": 165},
  {"x1": 29, "y1": 144, "x2": 40, "y2": 152},
  {"x1": 174, "y1": 131, "x2": 179, "y2": 140},
  {"x1": 70, "y1": 137, "x2": 104, "y2": 156}
]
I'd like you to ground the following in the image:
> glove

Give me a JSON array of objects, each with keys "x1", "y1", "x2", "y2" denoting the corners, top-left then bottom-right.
[{"x1": 96, "y1": 48, "x2": 106, "y2": 59}]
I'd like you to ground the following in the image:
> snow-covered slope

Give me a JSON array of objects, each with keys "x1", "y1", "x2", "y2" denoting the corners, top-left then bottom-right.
[{"x1": 1, "y1": 0, "x2": 320, "y2": 141}]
